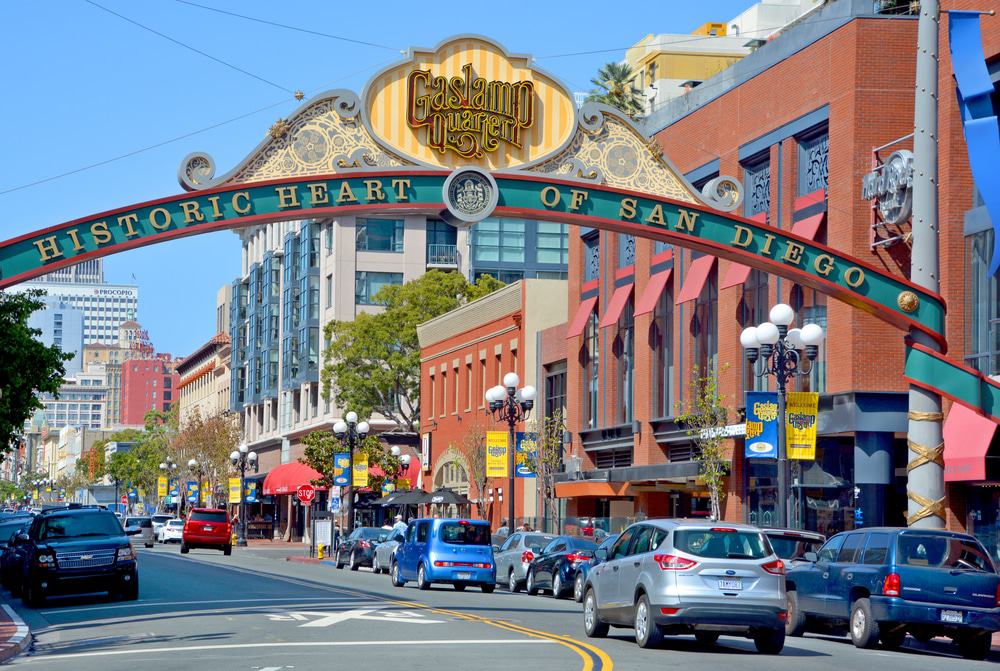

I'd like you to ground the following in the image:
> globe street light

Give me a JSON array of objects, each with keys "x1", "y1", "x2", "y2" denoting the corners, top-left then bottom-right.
[
  {"x1": 740, "y1": 303, "x2": 825, "y2": 528},
  {"x1": 230, "y1": 444, "x2": 258, "y2": 547},
  {"x1": 159, "y1": 458, "x2": 178, "y2": 516},
  {"x1": 334, "y1": 413, "x2": 369, "y2": 534},
  {"x1": 485, "y1": 372, "x2": 537, "y2": 532}
]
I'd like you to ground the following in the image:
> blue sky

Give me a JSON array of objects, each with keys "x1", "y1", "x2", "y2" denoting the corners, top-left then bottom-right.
[{"x1": 0, "y1": 0, "x2": 755, "y2": 357}]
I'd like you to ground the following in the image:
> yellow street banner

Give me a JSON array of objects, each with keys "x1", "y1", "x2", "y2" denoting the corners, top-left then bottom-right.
[
  {"x1": 486, "y1": 431, "x2": 508, "y2": 478},
  {"x1": 353, "y1": 453, "x2": 369, "y2": 487},
  {"x1": 201, "y1": 480, "x2": 210, "y2": 504},
  {"x1": 157, "y1": 476, "x2": 168, "y2": 498},
  {"x1": 228, "y1": 477, "x2": 242, "y2": 504},
  {"x1": 786, "y1": 392, "x2": 819, "y2": 460}
]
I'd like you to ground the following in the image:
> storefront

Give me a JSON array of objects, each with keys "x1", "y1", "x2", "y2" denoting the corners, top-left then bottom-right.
[
  {"x1": 262, "y1": 462, "x2": 326, "y2": 541},
  {"x1": 944, "y1": 402, "x2": 1000, "y2": 562}
]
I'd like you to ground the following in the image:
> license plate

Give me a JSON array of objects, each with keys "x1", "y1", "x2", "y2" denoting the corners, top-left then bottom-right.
[
  {"x1": 940, "y1": 610, "x2": 963, "y2": 624},
  {"x1": 455, "y1": 572, "x2": 472, "y2": 580},
  {"x1": 718, "y1": 579, "x2": 743, "y2": 590},
  {"x1": 203, "y1": 526, "x2": 213, "y2": 531}
]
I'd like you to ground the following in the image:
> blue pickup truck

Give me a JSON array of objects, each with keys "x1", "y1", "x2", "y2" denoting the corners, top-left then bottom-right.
[{"x1": 785, "y1": 527, "x2": 999, "y2": 660}]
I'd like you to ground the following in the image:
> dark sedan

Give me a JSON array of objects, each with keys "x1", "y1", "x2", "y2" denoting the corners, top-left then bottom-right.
[
  {"x1": 0, "y1": 516, "x2": 33, "y2": 595},
  {"x1": 334, "y1": 526, "x2": 386, "y2": 571},
  {"x1": 525, "y1": 535, "x2": 598, "y2": 598},
  {"x1": 571, "y1": 533, "x2": 618, "y2": 602}
]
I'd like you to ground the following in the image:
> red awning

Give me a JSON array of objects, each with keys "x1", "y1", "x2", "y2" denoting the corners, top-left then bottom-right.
[
  {"x1": 635, "y1": 269, "x2": 672, "y2": 316},
  {"x1": 263, "y1": 462, "x2": 326, "y2": 495},
  {"x1": 599, "y1": 283, "x2": 634, "y2": 328},
  {"x1": 791, "y1": 212, "x2": 825, "y2": 241},
  {"x1": 943, "y1": 403, "x2": 998, "y2": 482},
  {"x1": 566, "y1": 295, "x2": 599, "y2": 339},
  {"x1": 719, "y1": 213, "x2": 765, "y2": 290},
  {"x1": 675, "y1": 256, "x2": 716, "y2": 304}
]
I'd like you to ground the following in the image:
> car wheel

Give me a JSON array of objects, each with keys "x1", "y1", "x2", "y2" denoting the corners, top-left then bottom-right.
[
  {"x1": 694, "y1": 632, "x2": 719, "y2": 646},
  {"x1": 958, "y1": 631, "x2": 992, "y2": 661},
  {"x1": 574, "y1": 573, "x2": 585, "y2": 603},
  {"x1": 417, "y1": 563, "x2": 431, "y2": 590},
  {"x1": 849, "y1": 598, "x2": 880, "y2": 649},
  {"x1": 785, "y1": 590, "x2": 807, "y2": 637},
  {"x1": 223, "y1": 545, "x2": 232, "y2": 556},
  {"x1": 372, "y1": 555, "x2": 380, "y2": 574},
  {"x1": 552, "y1": 573, "x2": 563, "y2": 599},
  {"x1": 454, "y1": 583, "x2": 466, "y2": 591},
  {"x1": 753, "y1": 627, "x2": 785, "y2": 654},
  {"x1": 144, "y1": 543, "x2": 153, "y2": 549},
  {"x1": 349, "y1": 552, "x2": 359, "y2": 571},
  {"x1": 481, "y1": 584, "x2": 495, "y2": 593},
  {"x1": 22, "y1": 582, "x2": 43, "y2": 609},
  {"x1": 508, "y1": 569, "x2": 520, "y2": 593},
  {"x1": 526, "y1": 569, "x2": 539, "y2": 595},
  {"x1": 390, "y1": 561, "x2": 404, "y2": 587},
  {"x1": 634, "y1": 594, "x2": 664, "y2": 649},
  {"x1": 121, "y1": 573, "x2": 139, "y2": 601},
  {"x1": 880, "y1": 626, "x2": 906, "y2": 650},
  {"x1": 583, "y1": 588, "x2": 609, "y2": 638},
  {"x1": 180, "y1": 542, "x2": 189, "y2": 554}
]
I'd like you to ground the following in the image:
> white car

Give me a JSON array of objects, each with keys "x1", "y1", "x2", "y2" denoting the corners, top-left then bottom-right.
[
  {"x1": 158, "y1": 519, "x2": 184, "y2": 543},
  {"x1": 151, "y1": 514, "x2": 174, "y2": 537}
]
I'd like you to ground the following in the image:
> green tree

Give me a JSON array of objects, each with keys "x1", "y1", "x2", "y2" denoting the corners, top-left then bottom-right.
[
  {"x1": 0, "y1": 290, "x2": 73, "y2": 461},
  {"x1": 173, "y1": 408, "x2": 240, "y2": 497},
  {"x1": 322, "y1": 270, "x2": 504, "y2": 432},
  {"x1": 522, "y1": 411, "x2": 567, "y2": 530},
  {"x1": 674, "y1": 366, "x2": 731, "y2": 521},
  {"x1": 455, "y1": 422, "x2": 489, "y2": 520},
  {"x1": 585, "y1": 62, "x2": 646, "y2": 119},
  {"x1": 300, "y1": 430, "x2": 403, "y2": 493}
]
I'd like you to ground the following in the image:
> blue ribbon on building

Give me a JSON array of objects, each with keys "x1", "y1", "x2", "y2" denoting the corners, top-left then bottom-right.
[{"x1": 948, "y1": 11, "x2": 1000, "y2": 274}]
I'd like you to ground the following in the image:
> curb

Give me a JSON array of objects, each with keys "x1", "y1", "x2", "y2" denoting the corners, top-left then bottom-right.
[
  {"x1": 285, "y1": 556, "x2": 339, "y2": 567},
  {"x1": 0, "y1": 604, "x2": 31, "y2": 663}
]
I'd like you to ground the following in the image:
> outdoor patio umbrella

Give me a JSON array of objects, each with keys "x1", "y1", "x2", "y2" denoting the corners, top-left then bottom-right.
[
  {"x1": 378, "y1": 489, "x2": 426, "y2": 506},
  {"x1": 419, "y1": 488, "x2": 473, "y2": 506},
  {"x1": 371, "y1": 491, "x2": 404, "y2": 506}
]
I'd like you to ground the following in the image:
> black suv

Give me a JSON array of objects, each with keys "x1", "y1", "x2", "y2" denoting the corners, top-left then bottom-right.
[{"x1": 10, "y1": 507, "x2": 139, "y2": 606}]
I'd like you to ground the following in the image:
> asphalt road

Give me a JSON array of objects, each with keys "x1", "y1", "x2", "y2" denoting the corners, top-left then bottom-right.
[{"x1": 4, "y1": 544, "x2": 998, "y2": 671}]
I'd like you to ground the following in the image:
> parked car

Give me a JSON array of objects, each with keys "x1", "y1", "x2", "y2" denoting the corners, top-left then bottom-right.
[
  {"x1": 391, "y1": 518, "x2": 495, "y2": 592},
  {"x1": 0, "y1": 516, "x2": 35, "y2": 595},
  {"x1": 124, "y1": 517, "x2": 155, "y2": 549},
  {"x1": 525, "y1": 536, "x2": 599, "y2": 598},
  {"x1": 573, "y1": 534, "x2": 619, "y2": 602},
  {"x1": 762, "y1": 528, "x2": 825, "y2": 564},
  {"x1": 374, "y1": 529, "x2": 405, "y2": 574},
  {"x1": 151, "y1": 514, "x2": 174, "y2": 537},
  {"x1": 785, "y1": 527, "x2": 1000, "y2": 660},
  {"x1": 582, "y1": 520, "x2": 787, "y2": 653},
  {"x1": 157, "y1": 519, "x2": 184, "y2": 544},
  {"x1": 334, "y1": 527, "x2": 384, "y2": 570},
  {"x1": 494, "y1": 531, "x2": 557, "y2": 592},
  {"x1": 13, "y1": 507, "x2": 139, "y2": 606},
  {"x1": 181, "y1": 508, "x2": 232, "y2": 555}
]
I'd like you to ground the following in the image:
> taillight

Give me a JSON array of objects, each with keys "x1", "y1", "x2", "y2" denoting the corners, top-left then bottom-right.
[
  {"x1": 761, "y1": 559, "x2": 785, "y2": 575},
  {"x1": 565, "y1": 553, "x2": 590, "y2": 564},
  {"x1": 358, "y1": 540, "x2": 370, "y2": 549},
  {"x1": 653, "y1": 554, "x2": 698, "y2": 571},
  {"x1": 710, "y1": 527, "x2": 737, "y2": 533},
  {"x1": 521, "y1": 550, "x2": 534, "y2": 564},
  {"x1": 883, "y1": 572, "x2": 901, "y2": 597},
  {"x1": 995, "y1": 583, "x2": 1000, "y2": 607},
  {"x1": 433, "y1": 561, "x2": 491, "y2": 569}
]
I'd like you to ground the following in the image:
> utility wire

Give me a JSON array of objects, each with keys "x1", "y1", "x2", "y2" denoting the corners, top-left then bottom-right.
[
  {"x1": 175, "y1": 0, "x2": 402, "y2": 52},
  {"x1": 84, "y1": 0, "x2": 296, "y2": 94}
]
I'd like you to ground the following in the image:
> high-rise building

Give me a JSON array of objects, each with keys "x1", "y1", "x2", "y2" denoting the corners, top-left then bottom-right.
[
  {"x1": 40, "y1": 258, "x2": 105, "y2": 284},
  {"x1": 83, "y1": 320, "x2": 159, "y2": 428},
  {"x1": 35, "y1": 367, "x2": 109, "y2": 431},
  {"x1": 27, "y1": 297, "x2": 84, "y2": 375},
  {"x1": 120, "y1": 355, "x2": 179, "y2": 426}
]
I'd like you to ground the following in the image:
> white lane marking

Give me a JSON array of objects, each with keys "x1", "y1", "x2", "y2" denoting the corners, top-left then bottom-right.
[
  {"x1": 40, "y1": 597, "x2": 351, "y2": 615},
  {"x1": 270, "y1": 608, "x2": 442, "y2": 627},
  {"x1": 20, "y1": 639, "x2": 554, "y2": 661}
]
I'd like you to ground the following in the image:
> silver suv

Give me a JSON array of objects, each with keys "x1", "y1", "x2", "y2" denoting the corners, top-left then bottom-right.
[{"x1": 582, "y1": 519, "x2": 787, "y2": 653}]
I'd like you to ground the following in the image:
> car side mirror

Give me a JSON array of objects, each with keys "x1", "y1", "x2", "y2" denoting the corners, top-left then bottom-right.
[
  {"x1": 803, "y1": 551, "x2": 819, "y2": 563},
  {"x1": 595, "y1": 547, "x2": 608, "y2": 561},
  {"x1": 15, "y1": 532, "x2": 29, "y2": 543},
  {"x1": 126, "y1": 528, "x2": 142, "y2": 536},
  {"x1": 492, "y1": 544, "x2": 500, "y2": 552}
]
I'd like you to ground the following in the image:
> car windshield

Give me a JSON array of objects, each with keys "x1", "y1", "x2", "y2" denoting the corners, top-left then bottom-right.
[
  {"x1": 152, "y1": 515, "x2": 173, "y2": 523},
  {"x1": 897, "y1": 534, "x2": 995, "y2": 572},
  {"x1": 567, "y1": 538, "x2": 598, "y2": 552},
  {"x1": 189, "y1": 511, "x2": 228, "y2": 523},
  {"x1": 767, "y1": 534, "x2": 824, "y2": 560},
  {"x1": 525, "y1": 534, "x2": 556, "y2": 551},
  {"x1": 167, "y1": 520, "x2": 184, "y2": 528},
  {"x1": 439, "y1": 522, "x2": 491, "y2": 546},
  {"x1": 38, "y1": 513, "x2": 123, "y2": 540},
  {"x1": 126, "y1": 518, "x2": 152, "y2": 528},
  {"x1": 674, "y1": 528, "x2": 770, "y2": 560},
  {"x1": 355, "y1": 528, "x2": 384, "y2": 540}
]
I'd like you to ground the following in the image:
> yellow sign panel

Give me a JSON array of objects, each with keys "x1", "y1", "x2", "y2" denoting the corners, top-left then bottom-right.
[
  {"x1": 228, "y1": 477, "x2": 242, "y2": 504},
  {"x1": 201, "y1": 480, "x2": 210, "y2": 505},
  {"x1": 157, "y1": 476, "x2": 168, "y2": 499},
  {"x1": 486, "y1": 431, "x2": 508, "y2": 478},
  {"x1": 353, "y1": 454, "x2": 369, "y2": 487},
  {"x1": 365, "y1": 36, "x2": 576, "y2": 170},
  {"x1": 786, "y1": 392, "x2": 820, "y2": 460}
]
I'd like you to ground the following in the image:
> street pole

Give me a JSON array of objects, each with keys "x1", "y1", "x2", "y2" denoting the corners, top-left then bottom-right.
[
  {"x1": 335, "y1": 413, "x2": 369, "y2": 535},
  {"x1": 238, "y1": 460, "x2": 247, "y2": 545},
  {"x1": 906, "y1": 0, "x2": 945, "y2": 529},
  {"x1": 775, "y1": 380, "x2": 788, "y2": 529},
  {"x1": 507, "y1": 412, "x2": 516, "y2": 532}
]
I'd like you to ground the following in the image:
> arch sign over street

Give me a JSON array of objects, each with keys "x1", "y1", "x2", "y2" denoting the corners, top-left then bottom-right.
[{"x1": 0, "y1": 36, "x2": 992, "y2": 420}]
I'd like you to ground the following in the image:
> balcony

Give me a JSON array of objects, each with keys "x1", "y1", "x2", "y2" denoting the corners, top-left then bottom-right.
[{"x1": 426, "y1": 244, "x2": 458, "y2": 268}]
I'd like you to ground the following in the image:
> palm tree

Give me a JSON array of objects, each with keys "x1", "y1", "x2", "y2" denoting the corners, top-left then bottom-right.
[{"x1": 585, "y1": 62, "x2": 646, "y2": 119}]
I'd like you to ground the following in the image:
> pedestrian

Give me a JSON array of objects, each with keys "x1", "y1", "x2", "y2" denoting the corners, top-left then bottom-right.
[
  {"x1": 391, "y1": 514, "x2": 407, "y2": 536},
  {"x1": 520, "y1": 522, "x2": 532, "y2": 532},
  {"x1": 333, "y1": 522, "x2": 341, "y2": 552}
]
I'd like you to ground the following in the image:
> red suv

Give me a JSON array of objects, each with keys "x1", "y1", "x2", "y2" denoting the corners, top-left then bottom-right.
[{"x1": 181, "y1": 508, "x2": 232, "y2": 556}]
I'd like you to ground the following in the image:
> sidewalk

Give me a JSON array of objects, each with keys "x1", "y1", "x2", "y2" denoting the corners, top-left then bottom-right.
[{"x1": 0, "y1": 603, "x2": 31, "y2": 663}]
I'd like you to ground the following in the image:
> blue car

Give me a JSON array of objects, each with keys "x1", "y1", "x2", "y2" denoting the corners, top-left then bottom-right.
[
  {"x1": 572, "y1": 533, "x2": 618, "y2": 602},
  {"x1": 786, "y1": 527, "x2": 1000, "y2": 660},
  {"x1": 390, "y1": 518, "x2": 496, "y2": 592}
]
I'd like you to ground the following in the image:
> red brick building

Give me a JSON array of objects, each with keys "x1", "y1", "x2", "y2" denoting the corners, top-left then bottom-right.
[
  {"x1": 417, "y1": 280, "x2": 567, "y2": 529},
  {"x1": 120, "y1": 354, "x2": 180, "y2": 425},
  {"x1": 559, "y1": 2, "x2": 1000, "y2": 545}
]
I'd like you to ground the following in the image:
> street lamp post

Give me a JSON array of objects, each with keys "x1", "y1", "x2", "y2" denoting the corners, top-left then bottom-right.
[
  {"x1": 188, "y1": 459, "x2": 205, "y2": 507},
  {"x1": 485, "y1": 373, "x2": 537, "y2": 532},
  {"x1": 229, "y1": 444, "x2": 258, "y2": 547},
  {"x1": 159, "y1": 458, "x2": 178, "y2": 515},
  {"x1": 334, "y1": 412, "x2": 370, "y2": 534},
  {"x1": 740, "y1": 303, "x2": 825, "y2": 529}
]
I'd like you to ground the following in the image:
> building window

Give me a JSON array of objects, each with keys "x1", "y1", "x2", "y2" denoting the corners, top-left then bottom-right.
[
  {"x1": 355, "y1": 271, "x2": 403, "y2": 305},
  {"x1": 356, "y1": 218, "x2": 404, "y2": 252},
  {"x1": 544, "y1": 362, "x2": 567, "y2": 420},
  {"x1": 654, "y1": 240, "x2": 672, "y2": 255},
  {"x1": 585, "y1": 311, "x2": 600, "y2": 428},
  {"x1": 798, "y1": 132, "x2": 829, "y2": 195},
  {"x1": 744, "y1": 158, "x2": 771, "y2": 218},
  {"x1": 536, "y1": 222, "x2": 568, "y2": 264},
  {"x1": 428, "y1": 373, "x2": 435, "y2": 419},
  {"x1": 325, "y1": 224, "x2": 334, "y2": 253},
  {"x1": 453, "y1": 365, "x2": 460, "y2": 415},
  {"x1": 584, "y1": 235, "x2": 600, "y2": 281},
  {"x1": 440, "y1": 369, "x2": 448, "y2": 418},
  {"x1": 479, "y1": 357, "x2": 487, "y2": 408},
  {"x1": 325, "y1": 274, "x2": 333, "y2": 309},
  {"x1": 473, "y1": 219, "x2": 525, "y2": 263},
  {"x1": 473, "y1": 269, "x2": 524, "y2": 284},
  {"x1": 616, "y1": 300, "x2": 634, "y2": 424},
  {"x1": 789, "y1": 284, "x2": 828, "y2": 393},
  {"x1": 653, "y1": 283, "x2": 674, "y2": 417},
  {"x1": 967, "y1": 230, "x2": 999, "y2": 375},
  {"x1": 691, "y1": 267, "x2": 718, "y2": 375},
  {"x1": 740, "y1": 269, "x2": 769, "y2": 392},
  {"x1": 618, "y1": 234, "x2": 635, "y2": 268},
  {"x1": 465, "y1": 362, "x2": 473, "y2": 412}
]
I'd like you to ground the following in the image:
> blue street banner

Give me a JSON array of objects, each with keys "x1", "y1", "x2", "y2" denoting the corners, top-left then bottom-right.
[
  {"x1": 169, "y1": 480, "x2": 179, "y2": 497},
  {"x1": 515, "y1": 432, "x2": 537, "y2": 478},
  {"x1": 745, "y1": 391, "x2": 780, "y2": 459},
  {"x1": 127, "y1": 487, "x2": 137, "y2": 500},
  {"x1": 245, "y1": 481, "x2": 258, "y2": 503},
  {"x1": 185, "y1": 481, "x2": 199, "y2": 503},
  {"x1": 333, "y1": 453, "x2": 350, "y2": 486}
]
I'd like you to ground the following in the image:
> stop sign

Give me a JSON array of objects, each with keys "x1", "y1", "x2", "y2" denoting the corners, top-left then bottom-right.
[
  {"x1": 296, "y1": 484, "x2": 316, "y2": 503},
  {"x1": 120, "y1": 495, "x2": 127, "y2": 504}
]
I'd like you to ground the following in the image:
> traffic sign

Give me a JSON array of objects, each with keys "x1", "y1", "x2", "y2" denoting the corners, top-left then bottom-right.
[
  {"x1": 296, "y1": 484, "x2": 316, "y2": 503},
  {"x1": 120, "y1": 495, "x2": 127, "y2": 504}
]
